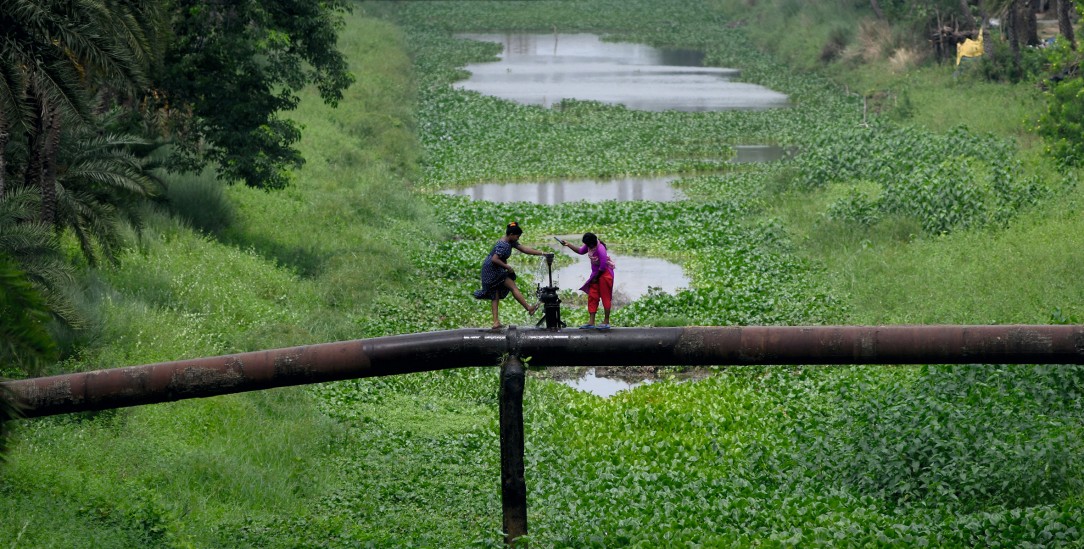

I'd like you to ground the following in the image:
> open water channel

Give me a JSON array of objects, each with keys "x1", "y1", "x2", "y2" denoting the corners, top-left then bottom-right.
[
  {"x1": 453, "y1": 33, "x2": 788, "y2": 111},
  {"x1": 448, "y1": 32, "x2": 789, "y2": 396}
]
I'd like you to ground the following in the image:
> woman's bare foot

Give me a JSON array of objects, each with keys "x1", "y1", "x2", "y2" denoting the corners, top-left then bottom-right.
[
  {"x1": 491, "y1": 323, "x2": 504, "y2": 330},
  {"x1": 527, "y1": 303, "x2": 539, "y2": 316}
]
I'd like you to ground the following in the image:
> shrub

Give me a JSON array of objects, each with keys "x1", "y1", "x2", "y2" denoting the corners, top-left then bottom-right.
[
  {"x1": 1038, "y1": 75, "x2": 1084, "y2": 168},
  {"x1": 162, "y1": 169, "x2": 236, "y2": 235},
  {"x1": 808, "y1": 364, "x2": 1084, "y2": 511}
]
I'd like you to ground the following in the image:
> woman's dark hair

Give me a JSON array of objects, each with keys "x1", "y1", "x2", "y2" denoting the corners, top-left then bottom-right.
[
  {"x1": 582, "y1": 232, "x2": 606, "y2": 248},
  {"x1": 506, "y1": 222, "x2": 523, "y2": 236}
]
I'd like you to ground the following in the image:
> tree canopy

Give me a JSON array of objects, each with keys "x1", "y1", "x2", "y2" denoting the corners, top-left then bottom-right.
[
  {"x1": 0, "y1": 0, "x2": 355, "y2": 376},
  {"x1": 155, "y1": 0, "x2": 355, "y2": 189}
]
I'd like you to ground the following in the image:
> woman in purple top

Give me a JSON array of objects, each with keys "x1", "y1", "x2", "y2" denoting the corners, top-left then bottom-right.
[
  {"x1": 558, "y1": 232, "x2": 614, "y2": 330},
  {"x1": 474, "y1": 222, "x2": 544, "y2": 329}
]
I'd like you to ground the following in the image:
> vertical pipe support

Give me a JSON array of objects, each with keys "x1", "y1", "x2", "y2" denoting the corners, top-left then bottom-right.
[{"x1": 499, "y1": 353, "x2": 528, "y2": 546}]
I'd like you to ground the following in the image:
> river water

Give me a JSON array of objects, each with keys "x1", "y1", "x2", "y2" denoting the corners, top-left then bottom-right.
[
  {"x1": 454, "y1": 33, "x2": 789, "y2": 111},
  {"x1": 441, "y1": 175, "x2": 685, "y2": 204}
]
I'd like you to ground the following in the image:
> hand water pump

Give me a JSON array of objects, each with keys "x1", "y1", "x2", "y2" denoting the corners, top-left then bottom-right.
[{"x1": 535, "y1": 252, "x2": 566, "y2": 330}]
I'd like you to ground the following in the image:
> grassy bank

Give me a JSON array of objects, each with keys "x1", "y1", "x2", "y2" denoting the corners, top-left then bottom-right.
[
  {"x1": 0, "y1": 11, "x2": 435, "y2": 546},
  {"x1": 710, "y1": 0, "x2": 1084, "y2": 325},
  {"x1": 2, "y1": 0, "x2": 1083, "y2": 546}
]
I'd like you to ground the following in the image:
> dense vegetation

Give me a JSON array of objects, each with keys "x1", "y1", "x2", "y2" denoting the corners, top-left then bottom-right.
[{"x1": 3, "y1": 0, "x2": 1084, "y2": 546}]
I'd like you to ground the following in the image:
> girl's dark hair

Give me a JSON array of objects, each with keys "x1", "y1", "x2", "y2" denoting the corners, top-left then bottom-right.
[
  {"x1": 582, "y1": 232, "x2": 606, "y2": 248},
  {"x1": 506, "y1": 221, "x2": 523, "y2": 236}
]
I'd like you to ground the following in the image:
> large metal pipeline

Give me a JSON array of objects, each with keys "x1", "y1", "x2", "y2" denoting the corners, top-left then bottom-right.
[{"x1": 4, "y1": 325, "x2": 1084, "y2": 419}]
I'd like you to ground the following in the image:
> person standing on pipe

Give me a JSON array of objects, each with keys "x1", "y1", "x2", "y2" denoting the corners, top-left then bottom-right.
[
  {"x1": 557, "y1": 232, "x2": 615, "y2": 330},
  {"x1": 474, "y1": 222, "x2": 545, "y2": 329}
]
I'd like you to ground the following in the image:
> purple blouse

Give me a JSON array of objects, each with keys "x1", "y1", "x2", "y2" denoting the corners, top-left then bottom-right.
[{"x1": 572, "y1": 243, "x2": 614, "y2": 292}]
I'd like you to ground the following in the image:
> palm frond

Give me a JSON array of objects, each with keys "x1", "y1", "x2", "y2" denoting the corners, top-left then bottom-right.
[
  {"x1": 0, "y1": 383, "x2": 20, "y2": 459},
  {"x1": 31, "y1": 58, "x2": 94, "y2": 124},
  {"x1": 0, "y1": 252, "x2": 58, "y2": 375},
  {"x1": 0, "y1": 43, "x2": 31, "y2": 136},
  {"x1": 0, "y1": 187, "x2": 82, "y2": 328}
]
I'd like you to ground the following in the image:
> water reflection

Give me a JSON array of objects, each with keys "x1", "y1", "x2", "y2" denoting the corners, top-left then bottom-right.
[
  {"x1": 455, "y1": 33, "x2": 788, "y2": 111},
  {"x1": 548, "y1": 367, "x2": 713, "y2": 397},
  {"x1": 551, "y1": 243, "x2": 689, "y2": 303},
  {"x1": 732, "y1": 145, "x2": 798, "y2": 163},
  {"x1": 464, "y1": 33, "x2": 707, "y2": 66},
  {"x1": 440, "y1": 176, "x2": 685, "y2": 204},
  {"x1": 558, "y1": 368, "x2": 650, "y2": 397}
]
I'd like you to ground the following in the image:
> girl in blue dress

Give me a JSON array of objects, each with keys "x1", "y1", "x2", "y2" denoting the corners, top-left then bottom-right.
[{"x1": 474, "y1": 222, "x2": 545, "y2": 329}]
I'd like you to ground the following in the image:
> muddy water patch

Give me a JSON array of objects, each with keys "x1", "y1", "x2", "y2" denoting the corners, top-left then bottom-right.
[
  {"x1": 441, "y1": 175, "x2": 685, "y2": 204},
  {"x1": 556, "y1": 368, "x2": 653, "y2": 397},
  {"x1": 454, "y1": 33, "x2": 788, "y2": 111},
  {"x1": 544, "y1": 366, "x2": 712, "y2": 397}
]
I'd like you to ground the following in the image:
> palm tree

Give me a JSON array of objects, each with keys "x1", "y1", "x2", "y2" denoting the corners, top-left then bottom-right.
[
  {"x1": 0, "y1": 44, "x2": 30, "y2": 200},
  {"x1": 0, "y1": 0, "x2": 155, "y2": 223},
  {"x1": 0, "y1": 251, "x2": 58, "y2": 375},
  {"x1": 54, "y1": 119, "x2": 164, "y2": 266},
  {"x1": 0, "y1": 251, "x2": 56, "y2": 456},
  {"x1": 0, "y1": 186, "x2": 81, "y2": 329},
  {"x1": 1, "y1": 0, "x2": 167, "y2": 255}
]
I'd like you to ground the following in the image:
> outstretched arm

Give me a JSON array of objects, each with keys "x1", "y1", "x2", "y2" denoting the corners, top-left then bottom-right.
[
  {"x1": 514, "y1": 243, "x2": 547, "y2": 256},
  {"x1": 559, "y1": 239, "x2": 588, "y2": 255}
]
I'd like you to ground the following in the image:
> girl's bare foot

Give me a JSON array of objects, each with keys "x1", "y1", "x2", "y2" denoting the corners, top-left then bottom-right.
[
  {"x1": 491, "y1": 323, "x2": 504, "y2": 330},
  {"x1": 527, "y1": 303, "x2": 539, "y2": 316}
]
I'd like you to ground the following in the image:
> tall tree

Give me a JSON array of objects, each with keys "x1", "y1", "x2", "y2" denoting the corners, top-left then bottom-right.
[
  {"x1": 156, "y1": 0, "x2": 354, "y2": 190},
  {"x1": 0, "y1": 0, "x2": 155, "y2": 224},
  {"x1": 1022, "y1": 0, "x2": 1041, "y2": 45},
  {"x1": 1007, "y1": 0, "x2": 1024, "y2": 70},
  {"x1": 0, "y1": 44, "x2": 30, "y2": 201},
  {"x1": 961, "y1": 0, "x2": 978, "y2": 26},
  {"x1": 1058, "y1": 0, "x2": 1077, "y2": 48}
]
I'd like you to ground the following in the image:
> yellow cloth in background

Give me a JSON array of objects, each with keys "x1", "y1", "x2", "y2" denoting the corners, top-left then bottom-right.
[{"x1": 956, "y1": 31, "x2": 984, "y2": 66}]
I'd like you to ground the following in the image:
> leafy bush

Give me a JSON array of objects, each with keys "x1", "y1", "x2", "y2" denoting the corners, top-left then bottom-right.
[
  {"x1": 1038, "y1": 75, "x2": 1084, "y2": 168},
  {"x1": 826, "y1": 184, "x2": 882, "y2": 226},
  {"x1": 807, "y1": 364, "x2": 1084, "y2": 511},
  {"x1": 971, "y1": 35, "x2": 1048, "y2": 83},
  {"x1": 798, "y1": 122, "x2": 1048, "y2": 234}
]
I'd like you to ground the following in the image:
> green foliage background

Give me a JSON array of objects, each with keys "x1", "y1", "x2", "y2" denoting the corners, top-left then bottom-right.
[{"x1": 2, "y1": 0, "x2": 1084, "y2": 547}]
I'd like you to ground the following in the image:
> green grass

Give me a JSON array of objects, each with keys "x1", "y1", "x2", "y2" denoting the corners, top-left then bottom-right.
[
  {"x1": 1, "y1": 9, "x2": 438, "y2": 546},
  {"x1": 836, "y1": 60, "x2": 1048, "y2": 150},
  {"x1": 0, "y1": 389, "x2": 344, "y2": 547},
  {"x1": 719, "y1": 0, "x2": 1084, "y2": 327},
  {"x1": 218, "y1": 10, "x2": 429, "y2": 320},
  {"x1": 4, "y1": 0, "x2": 1084, "y2": 546},
  {"x1": 824, "y1": 193, "x2": 1084, "y2": 324},
  {"x1": 712, "y1": 0, "x2": 874, "y2": 71}
]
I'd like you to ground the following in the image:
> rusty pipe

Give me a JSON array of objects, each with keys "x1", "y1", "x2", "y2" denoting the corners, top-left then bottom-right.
[{"x1": 4, "y1": 325, "x2": 1084, "y2": 419}]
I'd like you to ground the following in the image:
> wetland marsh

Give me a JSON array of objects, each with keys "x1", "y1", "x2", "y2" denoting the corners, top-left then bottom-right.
[{"x1": 4, "y1": 1, "x2": 1083, "y2": 547}]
